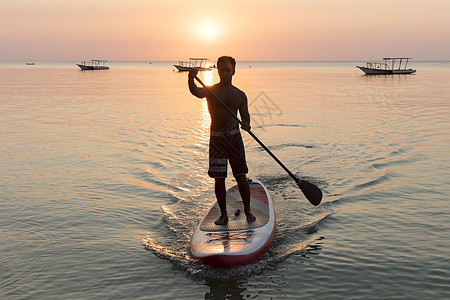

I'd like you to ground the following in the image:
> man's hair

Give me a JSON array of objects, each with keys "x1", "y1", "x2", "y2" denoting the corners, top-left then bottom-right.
[{"x1": 217, "y1": 56, "x2": 236, "y2": 69}]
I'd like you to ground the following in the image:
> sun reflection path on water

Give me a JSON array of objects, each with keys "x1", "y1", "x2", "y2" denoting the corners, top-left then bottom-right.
[
  {"x1": 202, "y1": 70, "x2": 214, "y2": 86},
  {"x1": 198, "y1": 70, "x2": 214, "y2": 135}
]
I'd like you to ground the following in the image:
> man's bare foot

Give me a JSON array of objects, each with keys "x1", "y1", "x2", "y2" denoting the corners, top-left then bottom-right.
[
  {"x1": 245, "y1": 211, "x2": 256, "y2": 223},
  {"x1": 214, "y1": 214, "x2": 229, "y2": 225}
]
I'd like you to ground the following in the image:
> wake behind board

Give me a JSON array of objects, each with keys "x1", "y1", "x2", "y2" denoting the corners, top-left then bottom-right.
[{"x1": 190, "y1": 179, "x2": 275, "y2": 268}]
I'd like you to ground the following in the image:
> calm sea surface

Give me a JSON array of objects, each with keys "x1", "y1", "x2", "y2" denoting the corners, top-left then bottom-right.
[{"x1": 1, "y1": 61, "x2": 449, "y2": 299}]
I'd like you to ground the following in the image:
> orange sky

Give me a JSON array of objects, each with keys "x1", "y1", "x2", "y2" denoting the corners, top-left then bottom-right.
[{"x1": 1, "y1": 0, "x2": 450, "y2": 61}]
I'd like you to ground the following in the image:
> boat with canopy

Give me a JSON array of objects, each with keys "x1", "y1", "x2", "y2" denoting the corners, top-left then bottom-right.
[
  {"x1": 174, "y1": 58, "x2": 211, "y2": 72},
  {"x1": 357, "y1": 58, "x2": 416, "y2": 75},
  {"x1": 77, "y1": 60, "x2": 110, "y2": 70}
]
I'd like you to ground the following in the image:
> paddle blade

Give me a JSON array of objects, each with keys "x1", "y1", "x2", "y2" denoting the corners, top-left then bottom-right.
[{"x1": 297, "y1": 180, "x2": 322, "y2": 206}]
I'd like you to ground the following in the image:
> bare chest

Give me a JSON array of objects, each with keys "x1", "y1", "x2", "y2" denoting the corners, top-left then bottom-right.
[{"x1": 211, "y1": 87, "x2": 242, "y2": 110}]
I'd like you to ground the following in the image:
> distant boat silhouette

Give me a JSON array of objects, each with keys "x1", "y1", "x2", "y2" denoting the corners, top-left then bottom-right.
[
  {"x1": 174, "y1": 58, "x2": 211, "y2": 72},
  {"x1": 357, "y1": 58, "x2": 416, "y2": 75},
  {"x1": 77, "y1": 60, "x2": 110, "y2": 70}
]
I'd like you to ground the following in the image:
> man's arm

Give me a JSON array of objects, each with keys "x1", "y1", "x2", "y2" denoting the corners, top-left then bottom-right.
[
  {"x1": 239, "y1": 92, "x2": 251, "y2": 131},
  {"x1": 188, "y1": 70, "x2": 208, "y2": 98}
]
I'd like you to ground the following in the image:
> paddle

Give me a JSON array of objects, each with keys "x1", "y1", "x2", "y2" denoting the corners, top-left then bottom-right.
[{"x1": 193, "y1": 75, "x2": 323, "y2": 206}]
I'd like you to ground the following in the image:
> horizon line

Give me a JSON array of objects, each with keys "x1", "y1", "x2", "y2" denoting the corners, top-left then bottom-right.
[{"x1": 2, "y1": 59, "x2": 450, "y2": 62}]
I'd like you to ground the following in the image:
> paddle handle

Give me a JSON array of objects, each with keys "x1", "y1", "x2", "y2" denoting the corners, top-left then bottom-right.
[{"x1": 193, "y1": 76, "x2": 300, "y2": 184}]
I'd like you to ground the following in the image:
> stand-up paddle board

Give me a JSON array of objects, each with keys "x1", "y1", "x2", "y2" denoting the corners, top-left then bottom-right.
[{"x1": 190, "y1": 179, "x2": 275, "y2": 268}]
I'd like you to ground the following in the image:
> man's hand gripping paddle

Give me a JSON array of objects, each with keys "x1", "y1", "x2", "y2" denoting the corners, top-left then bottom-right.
[{"x1": 193, "y1": 75, "x2": 323, "y2": 206}]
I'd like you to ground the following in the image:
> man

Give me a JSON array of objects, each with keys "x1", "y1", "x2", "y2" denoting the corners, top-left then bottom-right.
[{"x1": 188, "y1": 56, "x2": 256, "y2": 225}]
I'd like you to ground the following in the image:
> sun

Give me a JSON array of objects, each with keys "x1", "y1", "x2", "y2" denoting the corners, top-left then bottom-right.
[{"x1": 203, "y1": 26, "x2": 213, "y2": 36}]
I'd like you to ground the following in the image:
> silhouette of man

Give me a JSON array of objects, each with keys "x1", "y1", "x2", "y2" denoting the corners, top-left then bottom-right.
[{"x1": 188, "y1": 56, "x2": 256, "y2": 225}]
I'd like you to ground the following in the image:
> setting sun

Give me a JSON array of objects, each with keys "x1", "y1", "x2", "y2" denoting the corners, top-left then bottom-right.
[{"x1": 203, "y1": 26, "x2": 213, "y2": 36}]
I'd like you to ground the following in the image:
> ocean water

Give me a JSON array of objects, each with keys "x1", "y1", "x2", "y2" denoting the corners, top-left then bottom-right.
[{"x1": 1, "y1": 61, "x2": 449, "y2": 299}]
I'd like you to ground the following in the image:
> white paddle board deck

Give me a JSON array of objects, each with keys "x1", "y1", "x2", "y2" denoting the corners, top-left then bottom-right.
[{"x1": 190, "y1": 179, "x2": 275, "y2": 268}]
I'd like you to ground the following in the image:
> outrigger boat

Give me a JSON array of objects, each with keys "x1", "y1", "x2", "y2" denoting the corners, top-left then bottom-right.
[
  {"x1": 174, "y1": 58, "x2": 211, "y2": 72},
  {"x1": 77, "y1": 60, "x2": 110, "y2": 70},
  {"x1": 357, "y1": 58, "x2": 416, "y2": 75}
]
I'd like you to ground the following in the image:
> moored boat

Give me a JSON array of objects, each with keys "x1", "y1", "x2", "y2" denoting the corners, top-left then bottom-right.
[
  {"x1": 77, "y1": 60, "x2": 110, "y2": 70},
  {"x1": 174, "y1": 58, "x2": 211, "y2": 72},
  {"x1": 357, "y1": 58, "x2": 416, "y2": 75}
]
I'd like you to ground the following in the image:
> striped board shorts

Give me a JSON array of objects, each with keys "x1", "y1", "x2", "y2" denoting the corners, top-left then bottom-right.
[{"x1": 208, "y1": 128, "x2": 248, "y2": 178}]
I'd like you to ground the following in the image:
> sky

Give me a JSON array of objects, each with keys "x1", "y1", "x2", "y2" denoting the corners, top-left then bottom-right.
[{"x1": 1, "y1": 0, "x2": 450, "y2": 61}]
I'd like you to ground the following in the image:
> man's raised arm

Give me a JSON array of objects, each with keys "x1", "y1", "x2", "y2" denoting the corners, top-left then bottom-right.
[{"x1": 188, "y1": 70, "x2": 208, "y2": 99}]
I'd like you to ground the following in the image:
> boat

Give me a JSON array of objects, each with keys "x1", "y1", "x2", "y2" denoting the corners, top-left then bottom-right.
[
  {"x1": 26, "y1": 62, "x2": 35, "y2": 65},
  {"x1": 76, "y1": 60, "x2": 110, "y2": 70},
  {"x1": 357, "y1": 58, "x2": 416, "y2": 75},
  {"x1": 174, "y1": 58, "x2": 211, "y2": 72}
]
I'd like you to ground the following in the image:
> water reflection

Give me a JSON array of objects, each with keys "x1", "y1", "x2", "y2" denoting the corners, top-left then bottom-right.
[
  {"x1": 205, "y1": 279, "x2": 248, "y2": 299},
  {"x1": 202, "y1": 70, "x2": 214, "y2": 86},
  {"x1": 197, "y1": 70, "x2": 213, "y2": 140},
  {"x1": 200, "y1": 98, "x2": 210, "y2": 135},
  {"x1": 357, "y1": 73, "x2": 416, "y2": 82}
]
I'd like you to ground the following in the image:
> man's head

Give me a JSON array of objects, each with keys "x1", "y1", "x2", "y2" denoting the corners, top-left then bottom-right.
[
  {"x1": 217, "y1": 56, "x2": 236, "y2": 83},
  {"x1": 217, "y1": 56, "x2": 236, "y2": 70}
]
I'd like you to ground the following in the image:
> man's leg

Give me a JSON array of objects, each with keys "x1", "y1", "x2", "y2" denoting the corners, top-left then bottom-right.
[
  {"x1": 214, "y1": 178, "x2": 228, "y2": 225},
  {"x1": 235, "y1": 175, "x2": 256, "y2": 222}
]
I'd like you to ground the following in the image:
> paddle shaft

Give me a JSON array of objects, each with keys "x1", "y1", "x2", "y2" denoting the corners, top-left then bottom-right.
[{"x1": 193, "y1": 76, "x2": 302, "y2": 184}]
